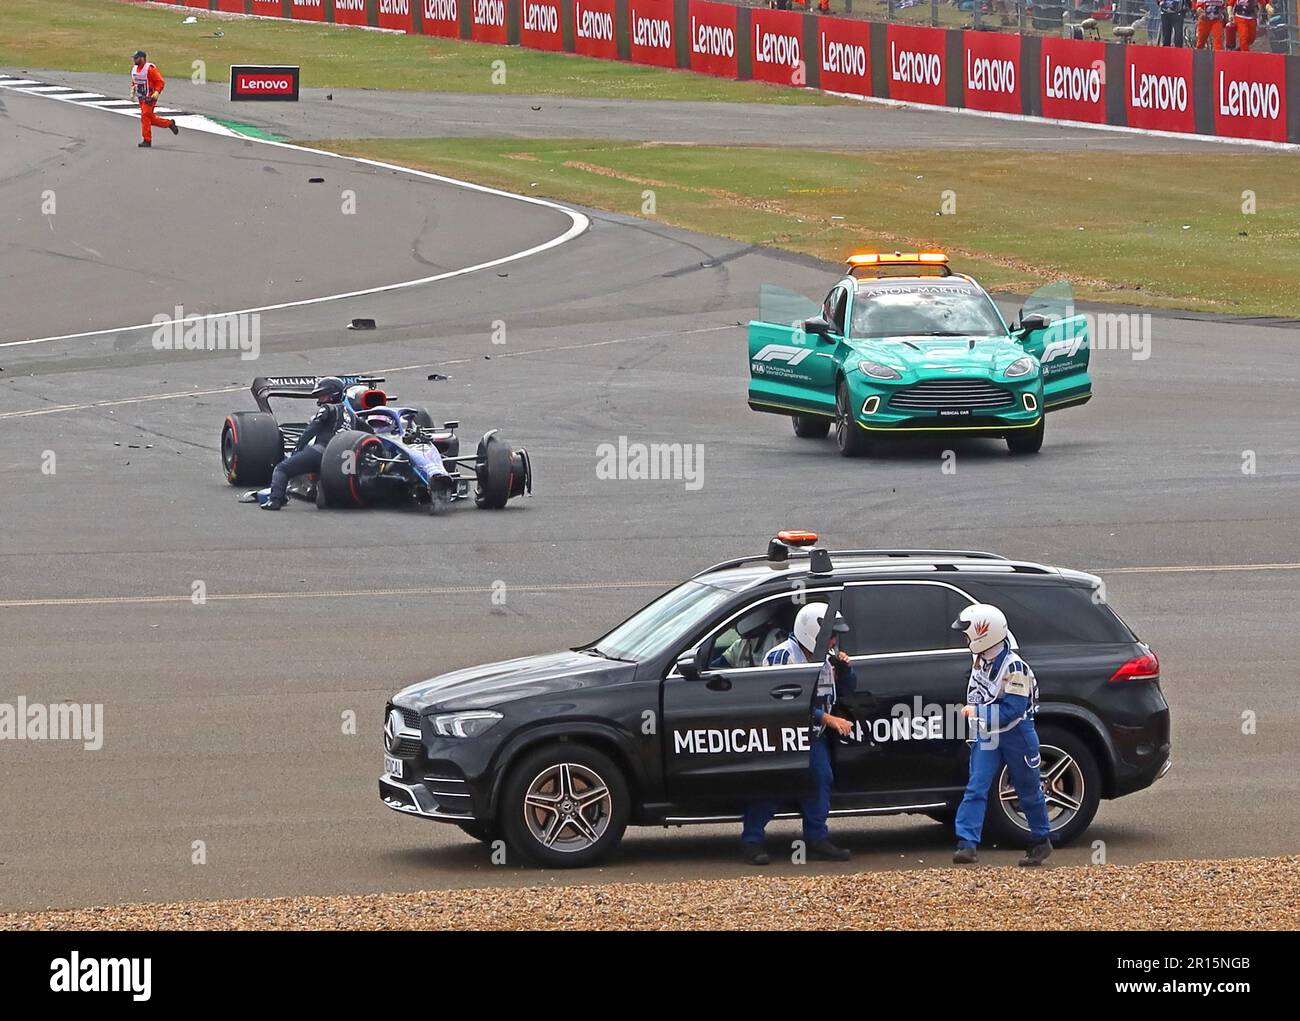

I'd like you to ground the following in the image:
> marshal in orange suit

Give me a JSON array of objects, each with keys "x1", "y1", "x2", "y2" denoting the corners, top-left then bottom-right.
[{"x1": 131, "y1": 49, "x2": 179, "y2": 148}]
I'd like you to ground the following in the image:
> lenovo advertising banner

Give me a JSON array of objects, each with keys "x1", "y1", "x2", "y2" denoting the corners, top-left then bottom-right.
[
  {"x1": 251, "y1": 0, "x2": 286, "y2": 16},
  {"x1": 289, "y1": 0, "x2": 325, "y2": 22},
  {"x1": 377, "y1": 0, "x2": 415, "y2": 31},
  {"x1": 521, "y1": 0, "x2": 565, "y2": 50},
  {"x1": 886, "y1": 24, "x2": 946, "y2": 107},
  {"x1": 816, "y1": 15, "x2": 870, "y2": 98},
  {"x1": 229, "y1": 65, "x2": 301, "y2": 101},
  {"x1": 1214, "y1": 49, "x2": 1287, "y2": 143},
  {"x1": 629, "y1": 0, "x2": 676, "y2": 68},
  {"x1": 1125, "y1": 44, "x2": 1193, "y2": 133},
  {"x1": 215, "y1": 0, "x2": 246, "y2": 13},
  {"x1": 962, "y1": 29, "x2": 1020, "y2": 115},
  {"x1": 688, "y1": 1, "x2": 739, "y2": 79},
  {"x1": 573, "y1": 0, "x2": 618, "y2": 60},
  {"x1": 470, "y1": 0, "x2": 509, "y2": 44},
  {"x1": 1040, "y1": 37, "x2": 1106, "y2": 123},
  {"x1": 334, "y1": 0, "x2": 369, "y2": 26},
  {"x1": 750, "y1": 8, "x2": 804, "y2": 87},
  {"x1": 422, "y1": 0, "x2": 461, "y2": 38}
]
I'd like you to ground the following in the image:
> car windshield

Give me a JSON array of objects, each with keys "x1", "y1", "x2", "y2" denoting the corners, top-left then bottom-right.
[
  {"x1": 588, "y1": 580, "x2": 736, "y2": 663},
  {"x1": 851, "y1": 280, "x2": 1006, "y2": 339}
]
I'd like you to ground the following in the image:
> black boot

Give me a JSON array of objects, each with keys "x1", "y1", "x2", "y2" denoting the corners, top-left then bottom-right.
[
  {"x1": 260, "y1": 498, "x2": 285, "y2": 511},
  {"x1": 805, "y1": 839, "x2": 851, "y2": 862},
  {"x1": 138, "y1": 140, "x2": 151, "y2": 148},
  {"x1": 741, "y1": 842, "x2": 770, "y2": 866},
  {"x1": 952, "y1": 845, "x2": 978, "y2": 864},
  {"x1": 1019, "y1": 841, "x2": 1053, "y2": 867},
  {"x1": 169, "y1": 122, "x2": 179, "y2": 136}
]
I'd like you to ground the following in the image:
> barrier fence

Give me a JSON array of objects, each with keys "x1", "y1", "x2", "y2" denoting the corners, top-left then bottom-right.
[{"x1": 140, "y1": 0, "x2": 1300, "y2": 143}]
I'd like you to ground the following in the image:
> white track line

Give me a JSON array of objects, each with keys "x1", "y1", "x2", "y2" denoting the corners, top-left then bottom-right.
[{"x1": 0, "y1": 78, "x2": 590, "y2": 349}]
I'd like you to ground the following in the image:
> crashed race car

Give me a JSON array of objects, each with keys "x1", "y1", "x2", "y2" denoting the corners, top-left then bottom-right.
[{"x1": 220, "y1": 374, "x2": 531, "y2": 512}]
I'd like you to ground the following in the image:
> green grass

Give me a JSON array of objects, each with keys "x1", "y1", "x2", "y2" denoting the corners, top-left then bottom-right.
[
  {"x1": 0, "y1": 0, "x2": 840, "y2": 103},
  {"x1": 318, "y1": 137, "x2": 1300, "y2": 316}
]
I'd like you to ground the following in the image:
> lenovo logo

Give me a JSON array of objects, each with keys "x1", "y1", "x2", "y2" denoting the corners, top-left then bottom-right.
[
  {"x1": 1130, "y1": 65, "x2": 1188, "y2": 112},
  {"x1": 691, "y1": 17, "x2": 735, "y2": 58},
  {"x1": 891, "y1": 43, "x2": 941, "y2": 86},
  {"x1": 966, "y1": 53, "x2": 1015, "y2": 95},
  {"x1": 1045, "y1": 55, "x2": 1102, "y2": 103},
  {"x1": 576, "y1": 1, "x2": 614, "y2": 40},
  {"x1": 632, "y1": 8, "x2": 672, "y2": 49}
]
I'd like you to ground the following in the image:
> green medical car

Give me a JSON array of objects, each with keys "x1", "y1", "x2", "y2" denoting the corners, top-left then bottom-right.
[{"x1": 746, "y1": 252, "x2": 1092, "y2": 456}]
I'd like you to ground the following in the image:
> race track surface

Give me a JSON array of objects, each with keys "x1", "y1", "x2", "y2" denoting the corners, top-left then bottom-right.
[
  {"x1": 29, "y1": 69, "x2": 1229, "y2": 151},
  {"x1": 2, "y1": 80, "x2": 1299, "y2": 912},
  {"x1": 0, "y1": 83, "x2": 574, "y2": 343}
]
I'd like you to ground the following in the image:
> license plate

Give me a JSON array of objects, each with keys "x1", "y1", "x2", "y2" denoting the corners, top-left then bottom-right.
[
  {"x1": 937, "y1": 408, "x2": 972, "y2": 417},
  {"x1": 384, "y1": 755, "x2": 403, "y2": 779}
]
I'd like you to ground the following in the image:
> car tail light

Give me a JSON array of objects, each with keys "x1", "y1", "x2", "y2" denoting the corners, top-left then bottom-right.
[{"x1": 1110, "y1": 650, "x2": 1160, "y2": 683}]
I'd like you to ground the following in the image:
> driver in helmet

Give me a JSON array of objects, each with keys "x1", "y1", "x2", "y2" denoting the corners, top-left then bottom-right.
[
  {"x1": 951, "y1": 604, "x2": 1053, "y2": 867},
  {"x1": 259, "y1": 376, "x2": 349, "y2": 511},
  {"x1": 739, "y1": 602, "x2": 856, "y2": 866}
]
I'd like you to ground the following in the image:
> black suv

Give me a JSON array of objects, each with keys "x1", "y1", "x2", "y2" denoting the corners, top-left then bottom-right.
[{"x1": 380, "y1": 537, "x2": 1170, "y2": 867}]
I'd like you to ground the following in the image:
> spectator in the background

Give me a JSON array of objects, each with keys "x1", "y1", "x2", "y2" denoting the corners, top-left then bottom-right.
[
  {"x1": 1194, "y1": 0, "x2": 1228, "y2": 47},
  {"x1": 1158, "y1": 0, "x2": 1189, "y2": 43},
  {"x1": 1230, "y1": 0, "x2": 1273, "y2": 48}
]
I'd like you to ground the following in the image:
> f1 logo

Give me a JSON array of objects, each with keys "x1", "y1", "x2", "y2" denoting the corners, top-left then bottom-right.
[
  {"x1": 1040, "y1": 332, "x2": 1081, "y2": 364},
  {"x1": 752, "y1": 343, "x2": 812, "y2": 365}
]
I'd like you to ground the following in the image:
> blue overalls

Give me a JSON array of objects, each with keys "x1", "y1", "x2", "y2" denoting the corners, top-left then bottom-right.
[
  {"x1": 741, "y1": 640, "x2": 855, "y2": 845},
  {"x1": 954, "y1": 643, "x2": 1052, "y2": 848}
]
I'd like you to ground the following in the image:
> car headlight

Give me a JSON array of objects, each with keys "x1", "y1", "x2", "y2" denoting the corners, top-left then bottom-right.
[
  {"x1": 858, "y1": 360, "x2": 901, "y2": 381},
  {"x1": 431, "y1": 710, "x2": 503, "y2": 739},
  {"x1": 1004, "y1": 356, "x2": 1037, "y2": 378}
]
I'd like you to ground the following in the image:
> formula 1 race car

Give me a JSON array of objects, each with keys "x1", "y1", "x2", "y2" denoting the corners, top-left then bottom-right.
[
  {"x1": 220, "y1": 375, "x2": 531, "y2": 512},
  {"x1": 747, "y1": 252, "x2": 1093, "y2": 456}
]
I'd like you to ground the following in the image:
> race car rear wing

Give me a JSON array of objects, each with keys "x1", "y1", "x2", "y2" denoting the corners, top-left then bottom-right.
[{"x1": 250, "y1": 374, "x2": 386, "y2": 413}]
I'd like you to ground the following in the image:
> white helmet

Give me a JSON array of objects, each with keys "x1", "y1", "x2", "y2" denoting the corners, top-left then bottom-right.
[
  {"x1": 951, "y1": 603, "x2": 1008, "y2": 656},
  {"x1": 793, "y1": 603, "x2": 849, "y2": 653}
]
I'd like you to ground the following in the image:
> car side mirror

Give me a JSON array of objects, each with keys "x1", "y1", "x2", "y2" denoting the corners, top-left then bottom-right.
[
  {"x1": 675, "y1": 650, "x2": 701, "y2": 680},
  {"x1": 1016, "y1": 312, "x2": 1053, "y2": 334},
  {"x1": 803, "y1": 316, "x2": 833, "y2": 340}
]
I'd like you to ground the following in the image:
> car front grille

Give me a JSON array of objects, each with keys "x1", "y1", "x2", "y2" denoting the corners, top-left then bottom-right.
[
  {"x1": 392, "y1": 737, "x2": 423, "y2": 756},
  {"x1": 397, "y1": 706, "x2": 421, "y2": 729},
  {"x1": 889, "y1": 379, "x2": 1015, "y2": 411}
]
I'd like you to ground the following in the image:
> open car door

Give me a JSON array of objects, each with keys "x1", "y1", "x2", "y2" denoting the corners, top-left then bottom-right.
[
  {"x1": 1013, "y1": 283, "x2": 1093, "y2": 412},
  {"x1": 747, "y1": 285, "x2": 838, "y2": 419}
]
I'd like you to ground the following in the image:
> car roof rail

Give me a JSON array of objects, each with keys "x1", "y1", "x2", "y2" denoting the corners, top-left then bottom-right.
[
  {"x1": 694, "y1": 548, "x2": 1010, "y2": 578},
  {"x1": 835, "y1": 549, "x2": 1008, "y2": 561}
]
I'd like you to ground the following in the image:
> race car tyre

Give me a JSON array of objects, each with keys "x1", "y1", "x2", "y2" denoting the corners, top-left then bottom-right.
[
  {"x1": 474, "y1": 431, "x2": 528, "y2": 509},
  {"x1": 320, "y1": 429, "x2": 386, "y2": 508},
  {"x1": 834, "y1": 380, "x2": 873, "y2": 458},
  {"x1": 1006, "y1": 417, "x2": 1045, "y2": 455},
  {"x1": 221, "y1": 412, "x2": 284, "y2": 486},
  {"x1": 984, "y1": 724, "x2": 1101, "y2": 848},
  {"x1": 457, "y1": 821, "x2": 500, "y2": 844},
  {"x1": 499, "y1": 743, "x2": 630, "y2": 868},
  {"x1": 792, "y1": 414, "x2": 832, "y2": 439},
  {"x1": 409, "y1": 406, "x2": 436, "y2": 429}
]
